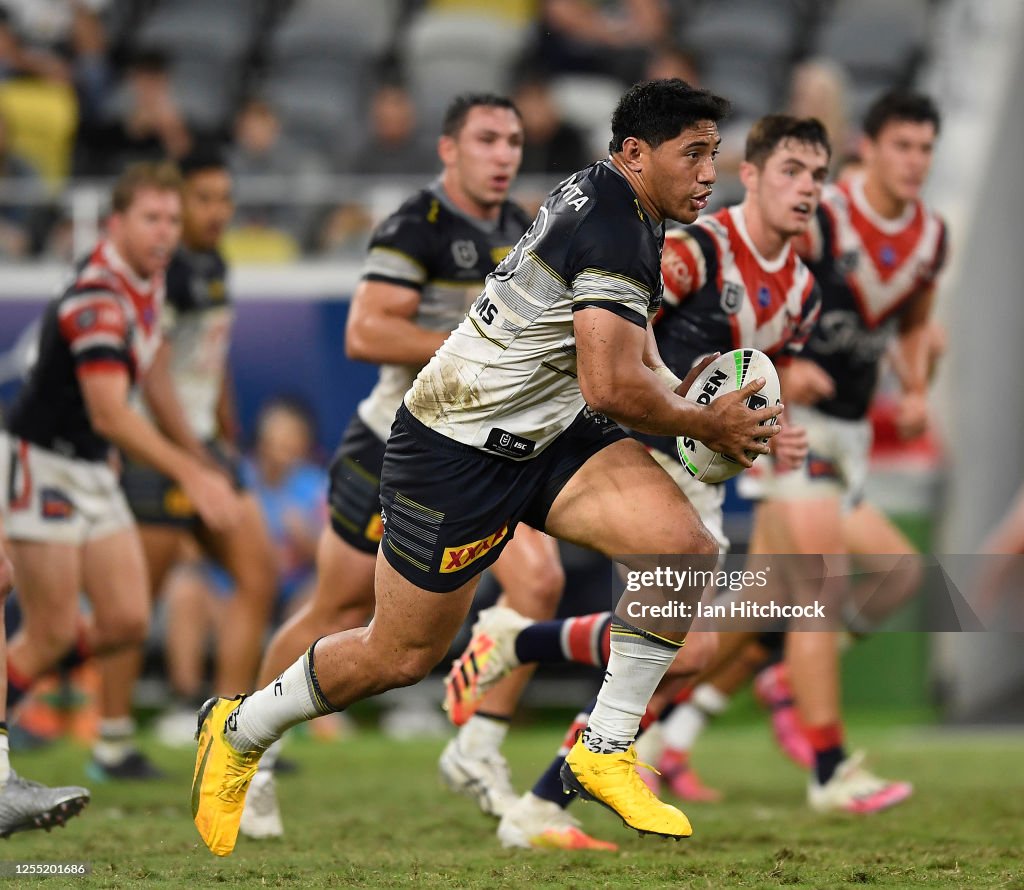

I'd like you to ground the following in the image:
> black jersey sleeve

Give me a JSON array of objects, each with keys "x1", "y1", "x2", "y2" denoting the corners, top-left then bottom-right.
[
  {"x1": 360, "y1": 197, "x2": 439, "y2": 291},
  {"x1": 567, "y1": 201, "x2": 662, "y2": 329}
]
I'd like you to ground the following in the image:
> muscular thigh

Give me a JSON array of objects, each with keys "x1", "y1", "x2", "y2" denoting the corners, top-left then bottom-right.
[
  {"x1": 82, "y1": 525, "x2": 150, "y2": 627},
  {"x1": 544, "y1": 438, "x2": 711, "y2": 558}
]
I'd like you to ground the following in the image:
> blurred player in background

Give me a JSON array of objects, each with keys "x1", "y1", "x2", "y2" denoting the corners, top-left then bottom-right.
[
  {"x1": 96, "y1": 149, "x2": 277, "y2": 780},
  {"x1": 193, "y1": 78, "x2": 780, "y2": 858},
  {"x1": 0, "y1": 162, "x2": 240, "y2": 775},
  {"x1": 657, "y1": 89, "x2": 947, "y2": 815},
  {"x1": 0, "y1": 529, "x2": 90, "y2": 837},
  {"x1": 238, "y1": 93, "x2": 557, "y2": 840},
  {"x1": 445, "y1": 113, "x2": 828, "y2": 849}
]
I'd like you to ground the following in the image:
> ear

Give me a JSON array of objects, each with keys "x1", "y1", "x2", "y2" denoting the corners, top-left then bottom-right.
[
  {"x1": 620, "y1": 136, "x2": 646, "y2": 172},
  {"x1": 438, "y1": 134, "x2": 457, "y2": 167},
  {"x1": 738, "y1": 160, "x2": 758, "y2": 193}
]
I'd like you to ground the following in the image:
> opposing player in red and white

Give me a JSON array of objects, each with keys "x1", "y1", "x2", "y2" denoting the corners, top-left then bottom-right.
[
  {"x1": 0, "y1": 163, "x2": 240, "y2": 760},
  {"x1": 446, "y1": 113, "x2": 828, "y2": 848},
  {"x1": 94, "y1": 149, "x2": 277, "y2": 780},
  {"x1": 698, "y1": 90, "x2": 947, "y2": 815}
]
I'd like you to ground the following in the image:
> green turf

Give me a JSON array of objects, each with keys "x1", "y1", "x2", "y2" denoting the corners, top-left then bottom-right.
[{"x1": 4, "y1": 719, "x2": 1022, "y2": 889}]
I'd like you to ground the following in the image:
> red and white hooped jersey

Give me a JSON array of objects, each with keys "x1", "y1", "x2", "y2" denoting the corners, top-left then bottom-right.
[
  {"x1": 6, "y1": 240, "x2": 165, "y2": 462},
  {"x1": 796, "y1": 175, "x2": 947, "y2": 420},
  {"x1": 658, "y1": 204, "x2": 821, "y2": 377}
]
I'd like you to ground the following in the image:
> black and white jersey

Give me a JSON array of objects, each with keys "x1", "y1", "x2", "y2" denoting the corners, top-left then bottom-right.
[
  {"x1": 405, "y1": 160, "x2": 665, "y2": 458},
  {"x1": 157, "y1": 246, "x2": 232, "y2": 440},
  {"x1": 356, "y1": 183, "x2": 531, "y2": 442}
]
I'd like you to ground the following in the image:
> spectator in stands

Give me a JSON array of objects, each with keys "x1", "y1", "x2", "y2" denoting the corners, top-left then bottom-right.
[
  {"x1": 0, "y1": 111, "x2": 44, "y2": 257},
  {"x1": 245, "y1": 397, "x2": 327, "y2": 617},
  {"x1": 644, "y1": 43, "x2": 702, "y2": 86},
  {"x1": 512, "y1": 73, "x2": 589, "y2": 175},
  {"x1": 227, "y1": 97, "x2": 326, "y2": 243},
  {"x1": 349, "y1": 82, "x2": 435, "y2": 176},
  {"x1": 74, "y1": 48, "x2": 191, "y2": 176},
  {"x1": 531, "y1": 0, "x2": 668, "y2": 84},
  {"x1": 0, "y1": 0, "x2": 113, "y2": 121},
  {"x1": 787, "y1": 58, "x2": 853, "y2": 173}
]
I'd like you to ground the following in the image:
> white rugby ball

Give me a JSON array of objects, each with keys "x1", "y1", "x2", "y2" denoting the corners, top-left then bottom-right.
[{"x1": 676, "y1": 348, "x2": 781, "y2": 484}]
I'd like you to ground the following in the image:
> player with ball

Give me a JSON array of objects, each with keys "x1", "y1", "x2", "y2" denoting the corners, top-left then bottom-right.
[{"x1": 444, "y1": 114, "x2": 832, "y2": 850}]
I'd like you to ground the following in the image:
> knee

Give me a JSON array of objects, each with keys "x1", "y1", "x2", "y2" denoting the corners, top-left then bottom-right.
[
  {"x1": 657, "y1": 521, "x2": 719, "y2": 563},
  {"x1": 502, "y1": 559, "x2": 565, "y2": 619},
  {"x1": 97, "y1": 609, "x2": 150, "y2": 649},
  {"x1": 34, "y1": 618, "x2": 78, "y2": 661},
  {"x1": 387, "y1": 645, "x2": 442, "y2": 689}
]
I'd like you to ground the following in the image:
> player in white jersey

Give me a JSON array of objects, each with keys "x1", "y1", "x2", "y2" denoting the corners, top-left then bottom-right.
[
  {"x1": 0, "y1": 164, "x2": 240, "y2": 775},
  {"x1": 93, "y1": 150, "x2": 277, "y2": 780},
  {"x1": 237, "y1": 95, "x2": 557, "y2": 839},
  {"x1": 440, "y1": 113, "x2": 828, "y2": 848},
  {"x1": 193, "y1": 78, "x2": 783, "y2": 857}
]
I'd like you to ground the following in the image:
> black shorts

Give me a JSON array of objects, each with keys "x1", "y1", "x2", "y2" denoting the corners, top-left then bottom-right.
[
  {"x1": 121, "y1": 441, "x2": 244, "y2": 528},
  {"x1": 379, "y1": 405, "x2": 628, "y2": 593},
  {"x1": 327, "y1": 414, "x2": 387, "y2": 555}
]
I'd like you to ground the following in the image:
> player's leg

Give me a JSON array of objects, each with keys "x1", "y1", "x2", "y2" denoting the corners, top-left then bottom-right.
[
  {"x1": 544, "y1": 438, "x2": 718, "y2": 839},
  {"x1": 193, "y1": 556, "x2": 482, "y2": 855},
  {"x1": 841, "y1": 501, "x2": 922, "y2": 629},
  {"x1": 197, "y1": 492, "x2": 277, "y2": 694},
  {"x1": 0, "y1": 556, "x2": 90, "y2": 837},
  {"x1": 241, "y1": 429, "x2": 385, "y2": 841},
  {"x1": 440, "y1": 527, "x2": 564, "y2": 817},
  {"x1": 92, "y1": 523, "x2": 182, "y2": 779},
  {"x1": 81, "y1": 526, "x2": 156, "y2": 779}
]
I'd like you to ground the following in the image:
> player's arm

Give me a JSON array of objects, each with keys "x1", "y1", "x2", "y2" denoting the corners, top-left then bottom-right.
[
  {"x1": 79, "y1": 368, "x2": 240, "y2": 531},
  {"x1": 345, "y1": 279, "x2": 448, "y2": 366},
  {"x1": 574, "y1": 307, "x2": 778, "y2": 464},
  {"x1": 216, "y1": 367, "x2": 241, "y2": 447},
  {"x1": 891, "y1": 286, "x2": 936, "y2": 439},
  {"x1": 140, "y1": 340, "x2": 208, "y2": 461}
]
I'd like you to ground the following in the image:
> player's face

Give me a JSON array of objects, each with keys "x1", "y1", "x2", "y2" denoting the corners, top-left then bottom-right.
[
  {"x1": 183, "y1": 168, "x2": 233, "y2": 251},
  {"x1": 258, "y1": 409, "x2": 310, "y2": 473},
  {"x1": 752, "y1": 139, "x2": 829, "y2": 239},
  {"x1": 444, "y1": 106, "x2": 524, "y2": 211},
  {"x1": 863, "y1": 120, "x2": 936, "y2": 203},
  {"x1": 114, "y1": 187, "x2": 182, "y2": 279},
  {"x1": 646, "y1": 120, "x2": 719, "y2": 224}
]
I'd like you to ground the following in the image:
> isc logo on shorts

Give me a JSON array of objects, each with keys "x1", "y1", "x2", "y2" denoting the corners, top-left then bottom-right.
[{"x1": 440, "y1": 523, "x2": 509, "y2": 573}]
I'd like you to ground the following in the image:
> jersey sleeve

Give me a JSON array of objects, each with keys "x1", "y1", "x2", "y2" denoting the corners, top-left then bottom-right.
[
  {"x1": 568, "y1": 212, "x2": 659, "y2": 329},
  {"x1": 360, "y1": 211, "x2": 434, "y2": 291},
  {"x1": 661, "y1": 228, "x2": 709, "y2": 306},
  {"x1": 58, "y1": 290, "x2": 132, "y2": 376}
]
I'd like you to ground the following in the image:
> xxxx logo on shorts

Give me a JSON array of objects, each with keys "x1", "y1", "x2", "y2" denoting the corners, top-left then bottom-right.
[{"x1": 440, "y1": 523, "x2": 510, "y2": 573}]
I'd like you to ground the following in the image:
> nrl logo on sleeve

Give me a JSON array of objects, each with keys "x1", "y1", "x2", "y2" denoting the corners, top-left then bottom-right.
[
  {"x1": 452, "y1": 240, "x2": 479, "y2": 269},
  {"x1": 720, "y1": 282, "x2": 744, "y2": 315}
]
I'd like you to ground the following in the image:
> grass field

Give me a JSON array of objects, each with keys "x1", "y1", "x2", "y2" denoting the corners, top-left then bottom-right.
[{"x1": 4, "y1": 713, "x2": 1023, "y2": 889}]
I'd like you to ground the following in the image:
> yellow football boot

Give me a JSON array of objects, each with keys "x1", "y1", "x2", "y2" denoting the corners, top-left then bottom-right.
[
  {"x1": 561, "y1": 738, "x2": 693, "y2": 840},
  {"x1": 191, "y1": 696, "x2": 262, "y2": 856}
]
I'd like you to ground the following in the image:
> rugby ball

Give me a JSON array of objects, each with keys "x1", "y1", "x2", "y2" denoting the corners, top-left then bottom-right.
[{"x1": 676, "y1": 348, "x2": 781, "y2": 484}]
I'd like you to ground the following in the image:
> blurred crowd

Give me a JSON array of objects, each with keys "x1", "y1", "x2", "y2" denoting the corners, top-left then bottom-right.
[{"x1": 0, "y1": 0, "x2": 935, "y2": 262}]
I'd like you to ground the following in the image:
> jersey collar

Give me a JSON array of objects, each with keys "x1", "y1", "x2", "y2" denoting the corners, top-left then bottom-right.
[
  {"x1": 728, "y1": 205, "x2": 790, "y2": 274},
  {"x1": 848, "y1": 173, "x2": 917, "y2": 235}
]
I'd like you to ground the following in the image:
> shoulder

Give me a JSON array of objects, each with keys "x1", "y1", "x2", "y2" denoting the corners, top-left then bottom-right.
[{"x1": 368, "y1": 188, "x2": 441, "y2": 253}]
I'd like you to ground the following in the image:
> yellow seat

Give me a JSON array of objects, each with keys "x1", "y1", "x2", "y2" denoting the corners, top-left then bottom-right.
[{"x1": 0, "y1": 79, "x2": 78, "y2": 188}]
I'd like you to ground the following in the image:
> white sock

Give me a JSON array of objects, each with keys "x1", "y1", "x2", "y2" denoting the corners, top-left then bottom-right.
[
  {"x1": 256, "y1": 737, "x2": 286, "y2": 774},
  {"x1": 662, "y1": 683, "x2": 730, "y2": 753},
  {"x1": 0, "y1": 732, "x2": 9, "y2": 786},
  {"x1": 93, "y1": 717, "x2": 136, "y2": 765},
  {"x1": 584, "y1": 624, "x2": 678, "y2": 754},
  {"x1": 225, "y1": 646, "x2": 334, "y2": 753},
  {"x1": 457, "y1": 714, "x2": 509, "y2": 758}
]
